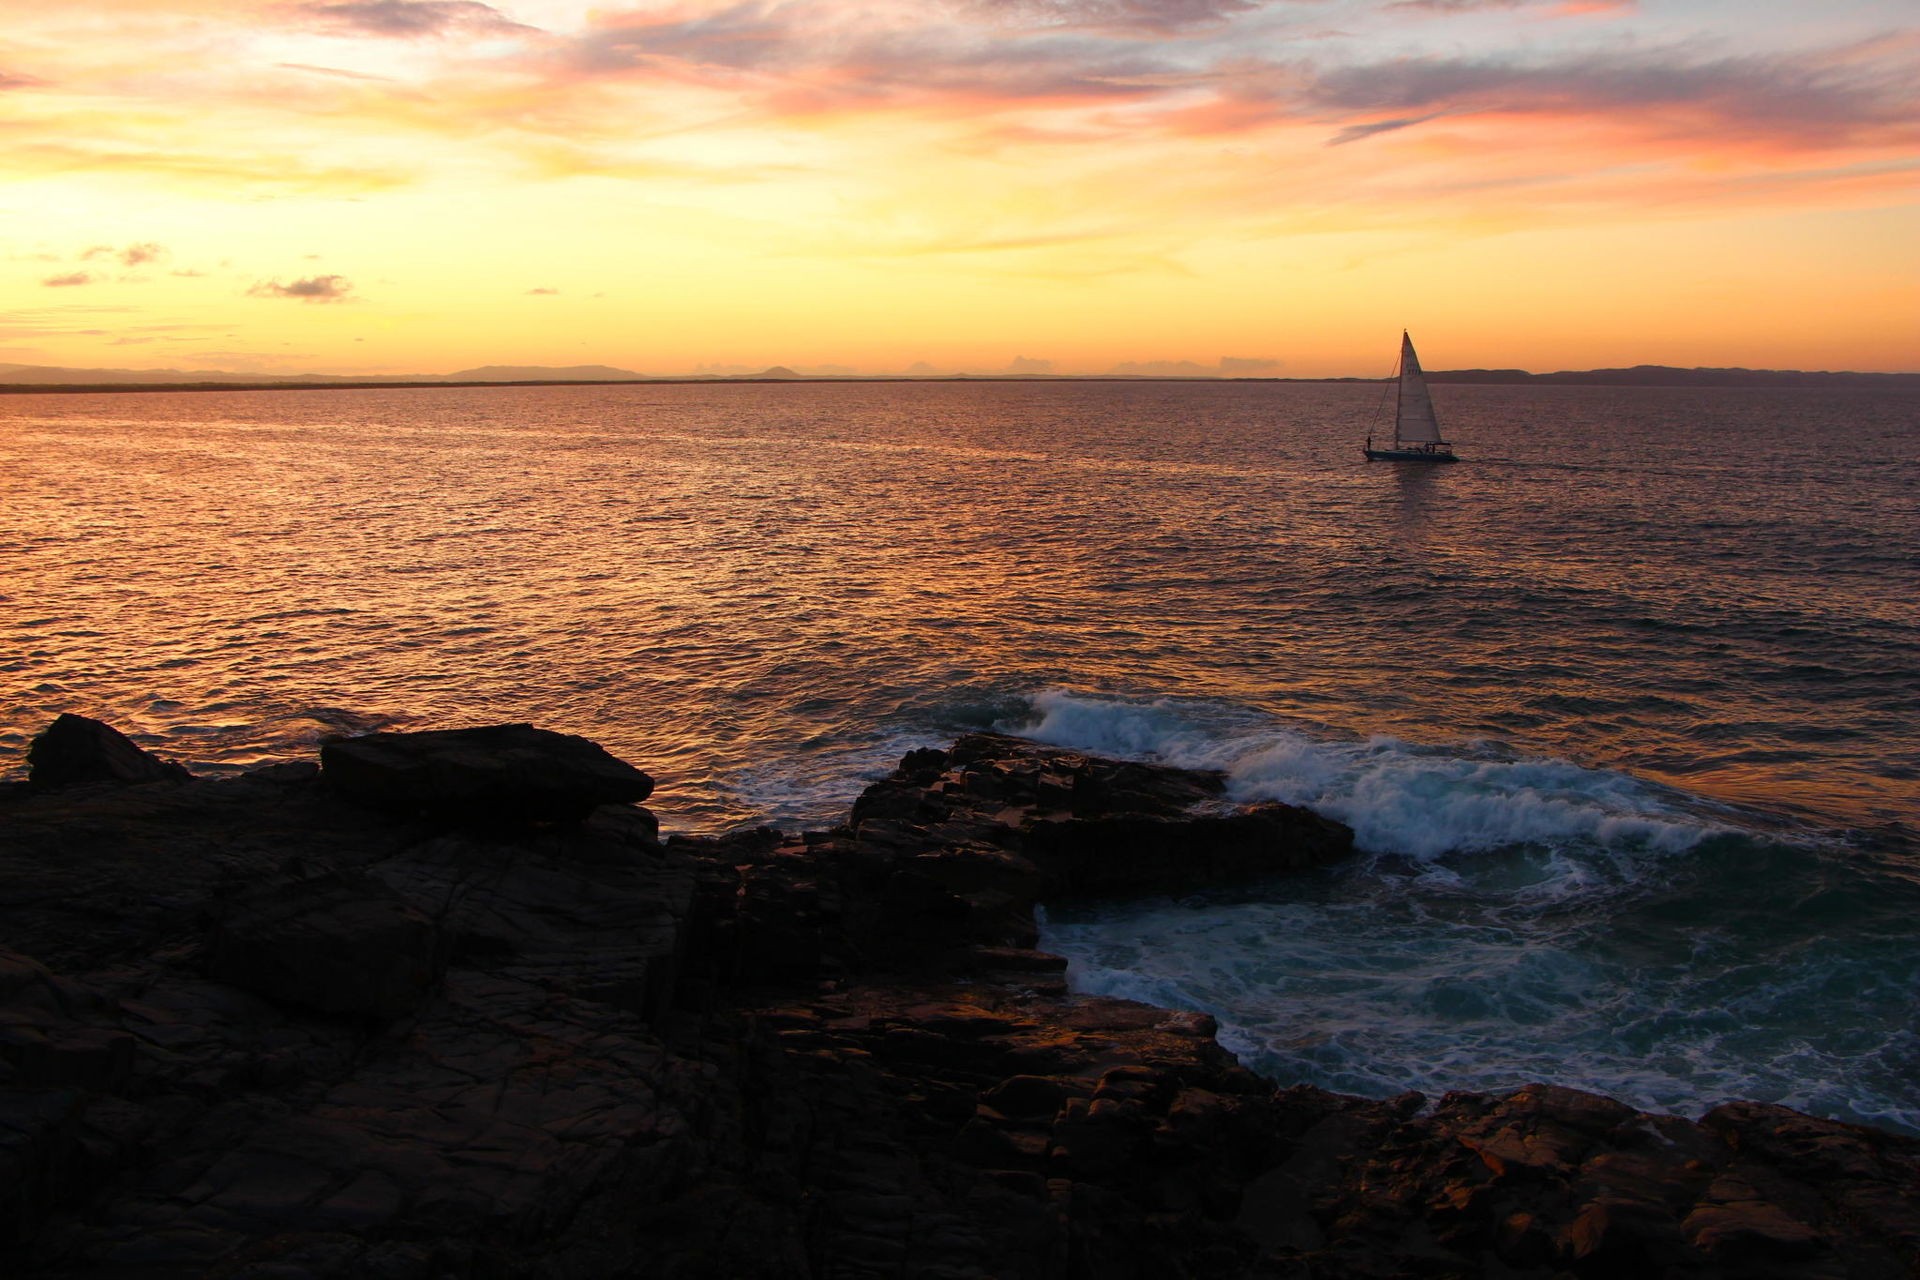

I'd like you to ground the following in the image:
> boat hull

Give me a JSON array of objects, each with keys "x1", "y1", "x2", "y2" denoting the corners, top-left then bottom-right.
[{"x1": 1365, "y1": 447, "x2": 1458, "y2": 463}]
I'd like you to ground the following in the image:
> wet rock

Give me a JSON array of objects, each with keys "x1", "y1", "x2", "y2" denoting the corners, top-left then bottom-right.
[
  {"x1": 1701, "y1": 1102, "x2": 1920, "y2": 1266},
  {"x1": 1682, "y1": 1186, "x2": 1825, "y2": 1263},
  {"x1": 1020, "y1": 805, "x2": 1351, "y2": 899},
  {"x1": 1289, "y1": 1080, "x2": 1920, "y2": 1280},
  {"x1": 3, "y1": 722, "x2": 1917, "y2": 1280},
  {"x1": 849, "y1": 732, "x2": 1352, "y2": 905},
  {"x1": 26, "y1": 713, "x2": 190, "y2": 789},
  {"x1": 320, "y1": 724, "x2": 654, "y2": 824}
]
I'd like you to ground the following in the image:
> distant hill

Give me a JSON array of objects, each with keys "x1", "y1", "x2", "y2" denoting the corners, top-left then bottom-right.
[
  {"x1": 1428, "y1": 365, "x2": 1920, "y2": 388},
  {"x1": 3, "y1": 360, "x2": 1915, "y2": 392},
  {"x1": 443, "y1": 364, "x2": 646, "y2": 382}
]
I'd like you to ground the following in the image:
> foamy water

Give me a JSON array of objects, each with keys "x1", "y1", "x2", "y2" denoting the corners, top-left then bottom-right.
[
  {"x1": 1017, "y1": 687, "x2": 1721, "y2": 857},
  {"x1": 1020, "y1": 689, "x2": 1920, "y2": 1133},
  {"x1": 3, "y1": 379, "x2": 1917, "y2": 1130}
]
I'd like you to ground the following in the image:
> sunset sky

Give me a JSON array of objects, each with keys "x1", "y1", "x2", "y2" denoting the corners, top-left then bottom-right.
[{"x1": 4, "y1": 0, "x2": 1916, "y2": 376}]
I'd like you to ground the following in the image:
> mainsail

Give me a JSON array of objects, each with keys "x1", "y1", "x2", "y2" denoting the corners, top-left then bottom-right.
[{"x1": 1394, "y1": 332, "x2": 1443, "y2": 445}]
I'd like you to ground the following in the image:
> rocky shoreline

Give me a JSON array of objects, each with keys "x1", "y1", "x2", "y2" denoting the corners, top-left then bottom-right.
[{"x1": 3, "y1": 716, "x2": 1916, "y2": 1278}]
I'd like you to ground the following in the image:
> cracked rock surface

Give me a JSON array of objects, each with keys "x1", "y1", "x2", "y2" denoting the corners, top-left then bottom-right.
[{"x1": 2, "y1": 724, "x2": 1915, "y2": 1278}]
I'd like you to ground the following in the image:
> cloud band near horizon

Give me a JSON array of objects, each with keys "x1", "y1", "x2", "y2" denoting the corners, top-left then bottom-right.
[{"x1": 0, "y1": 0, "x2": 1914, "y2": 375}]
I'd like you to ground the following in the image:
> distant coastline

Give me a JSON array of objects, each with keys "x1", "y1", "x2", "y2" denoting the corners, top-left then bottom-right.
[
  {"x1": 5, "y1": 364, "x2": 1919, "y2": 395},
  {"x1": 1421, "y1": 366, "x2": 1920, "y2": 388}
]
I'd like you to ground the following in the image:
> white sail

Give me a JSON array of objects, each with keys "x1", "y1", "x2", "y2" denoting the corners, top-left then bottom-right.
[{"x1": 1395, "y1": 332, "x2": 1443, "y2": 445}]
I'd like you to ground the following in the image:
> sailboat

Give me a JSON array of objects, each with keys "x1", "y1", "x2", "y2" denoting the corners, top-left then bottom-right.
[{"x1": 1365, "y1": 331, "x2": 1458, "y2": 463}]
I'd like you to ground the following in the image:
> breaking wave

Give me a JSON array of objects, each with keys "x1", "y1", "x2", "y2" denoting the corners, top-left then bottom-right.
[
  {"x1": 1012, "y1": 687, "x2": 1719, "y2": 859},
  {"x1": 1012, "y1": 688, "x2": 1920, "y2": 1134}
]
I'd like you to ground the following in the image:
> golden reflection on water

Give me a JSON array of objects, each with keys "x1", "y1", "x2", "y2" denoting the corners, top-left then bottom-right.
[{"x1": 2, "y1": 380, "x2": 1916, "y2": 831}]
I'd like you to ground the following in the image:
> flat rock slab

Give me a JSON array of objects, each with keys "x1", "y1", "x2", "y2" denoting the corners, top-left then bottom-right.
[
  {"x1": 321, "y1": 724, "x2": 654, "y2": 823},
  {"x1": 206, "y1": 868, "x2": 444, "y2": 1020}
]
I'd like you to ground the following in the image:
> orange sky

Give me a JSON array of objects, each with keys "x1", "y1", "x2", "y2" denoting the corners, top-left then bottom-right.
[{"x1": 3, "y1": 0, "x2": 1917, "y2": 376}]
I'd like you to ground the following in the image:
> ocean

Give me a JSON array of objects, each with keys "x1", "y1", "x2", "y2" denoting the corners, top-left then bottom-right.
[{"x1": 4, "y1": 378, "x2": 1917, "y2": 1132}]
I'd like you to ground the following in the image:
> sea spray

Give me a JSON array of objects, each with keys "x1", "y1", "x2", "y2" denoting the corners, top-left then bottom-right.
[
  {"x1": 1014, "y1": 688, "x2": 1920, "y2": 1135},
  {"x1": 1013, "y1": 687, "x2": 1719, "y2": 857}
]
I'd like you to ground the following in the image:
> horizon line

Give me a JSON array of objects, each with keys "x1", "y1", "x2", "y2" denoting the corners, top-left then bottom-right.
[{"x1": 6, "y1": 365, "x2": 1920, "y2": 397}]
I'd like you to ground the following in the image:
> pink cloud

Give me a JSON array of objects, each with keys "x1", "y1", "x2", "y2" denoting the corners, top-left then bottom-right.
[
  {"x1": 1297, "y1": 43, "x2": 1920, "y2": 149},
  {"x1": 290, "y1": 0, "x2": 534, "y2": 38},
  {"x1": 248, "y1": 275, "x2": 355, "y2": 301},
  {"x1": 554, "y1": 3, "x2": 1180, "y2": 111},
  {"x1": 525, "y1": 3, "x2": 1917, "y2": 166},
  {"x1": 968, "y1": 0, "x2": 1265, "y2": 35}
]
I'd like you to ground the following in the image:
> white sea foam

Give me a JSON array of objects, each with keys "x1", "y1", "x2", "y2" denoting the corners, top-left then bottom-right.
[
  {"x1": 1011, "y1": 688, "x2": 1240, "y2": 768},
  {"x1": 1010, "y1": 687, "x2": 1718, "y2": 859},
  {"x1": 722, "y1": 729, "x2": 940, "y2": 832},
  {"x1": 1025, "y1": 687, "x2": 1920, "y2": 1133}
]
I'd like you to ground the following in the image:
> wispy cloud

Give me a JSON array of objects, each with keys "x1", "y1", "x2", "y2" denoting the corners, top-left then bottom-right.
[
  {"x1": 5, "y1": 139, "x2": 413, "y2": 193},
  {"x1": 968, "y1": 0, "x2": 1265, "y2": 35},
  {"x1": 1327, "y1": 111, "x2": 1444, "y2": 144},
  {"x1": 524, "y1": 2, "x2": 1920, "y2": 166},
  {"x1": 1385, "y1": 0, "x2": 1633, "y2": 12},
  {"x1": 1386, "y1": 0, "x2": 1522, "y2": 10},
  {"x1": 855, "y1": 227, "x2": 1131, "y2": 257},
  {"x1": 1299, "y1": 43, "x2": 1920, "y2": 147},
  {"x1": 557, "y1": 4, "x2": 1180, "y2": 111},
  {"x1": 290, "y1": 0, "x2": 534, "y2": 38},
  {"x1": 248, "y1": 275, "x2": 355, "y2": 301},
  {"x1": 1107, "y1": 355, "x2": 1280, "y2": 375},
  {"x1": 278, "y1": 62, "x2": 403, "y2": 82},
  {"x1": 1, "y1": 0, "x2": 1913, "y2": 375},
  {"x1": 112, "y1": 242, "x2": 168, "y2": 267}
]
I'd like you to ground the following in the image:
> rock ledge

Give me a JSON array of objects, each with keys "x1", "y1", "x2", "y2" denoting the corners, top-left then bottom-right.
[{"x1": 2, "y1": 721, "x2": 1914, "y2": 1279}]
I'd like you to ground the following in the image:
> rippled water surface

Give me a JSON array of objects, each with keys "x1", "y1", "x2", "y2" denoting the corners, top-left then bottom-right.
[{"x1": 4, "y1": 379, "x2": 1918, "y2": 1128}]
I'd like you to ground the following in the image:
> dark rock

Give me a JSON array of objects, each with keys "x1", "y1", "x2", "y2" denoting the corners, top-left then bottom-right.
[
  {"x1": 3, "y1": 723, "x2": 1916, "y2": 1280},
  {"x1": 1020, "y1": 805, "x2": 1352, "y2": 899},
  {"x1": 1682, "y1": 1190, "x2": 1824, "y2": 1263},
  {"x1": 377, "y1": 827, "x2": 692, "y2": 1025},
  {"x1": 946, "y1": 732, "x2": 1225, "y2": 816},
  {"x1": 321, "y1": 723, "x2": 654, "y2": 824},
  {"x1": 847, "y1": 733, "x2": 1351, "y2": 908},
  {"x1": 0, "y1": 1089, "x2": 91, "y2": 1247},
  {"x1": 26, "y1": 713, "x2": 190, "y2": 789},
  {"x1": 984, "y1": 1075, "x2": 1086, "y2": 1119},
  {"x1": 0, "y1": 761, "x2": 424, "y2": 975},
  {"x1": 205, "y1": 866, "x2": 445, "y2": 1019}
]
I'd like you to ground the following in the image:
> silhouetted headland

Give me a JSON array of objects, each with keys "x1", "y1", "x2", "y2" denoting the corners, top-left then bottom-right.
[{"x1": 5, "y1": 714, "x2": 1916, "y2": 1277}]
